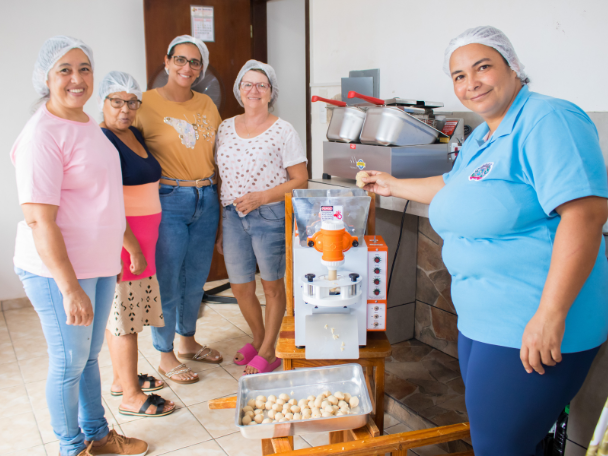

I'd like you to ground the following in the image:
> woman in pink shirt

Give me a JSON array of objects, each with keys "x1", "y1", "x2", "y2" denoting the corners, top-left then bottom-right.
[{"x1": 11, "y1": 36, "x2": 147, "y2": 456}]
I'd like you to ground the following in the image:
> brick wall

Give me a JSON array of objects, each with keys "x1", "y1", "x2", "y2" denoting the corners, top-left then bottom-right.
[{"x1": 414, "y1": 218, "x2": 459, "y2": 358}]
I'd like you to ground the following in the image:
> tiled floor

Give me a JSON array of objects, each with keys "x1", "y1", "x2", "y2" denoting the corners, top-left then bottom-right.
[{"x1": 0, "y1": 278, "x2": 426, "y2": 456}]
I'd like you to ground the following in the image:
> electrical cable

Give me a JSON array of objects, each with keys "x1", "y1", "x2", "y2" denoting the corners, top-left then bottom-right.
[{"x1": 387, "y1": 200, "x2": 409, "y2": 299}]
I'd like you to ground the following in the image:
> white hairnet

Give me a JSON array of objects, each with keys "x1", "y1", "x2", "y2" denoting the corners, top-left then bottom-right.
[
  {"x1": 97, "y1": 71, "x2": 142, "y2": 111},
  {"x1": 443, "y1": 26, "x2": 529, "y2": 84},
  {"x1": 233, "y1": 60, "x2": 279, "y2": 108},
  {"x1": 167, "y1": 35, "x2": 209, "y2": 82},
  {"x1": 32, "y1": 36, "x2": 94, "y2": 97}
]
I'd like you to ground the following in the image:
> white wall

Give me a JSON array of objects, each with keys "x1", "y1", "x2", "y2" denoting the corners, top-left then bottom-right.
[
  {"x1": 0, "y1": 0, "x2": 146, "y2": 300},
  {"x1": 267, "y1": 0, "x2": 307, "y2": 152},
  {"x1": 309, "y1": 0, "x2": 608, "y2": 177}
]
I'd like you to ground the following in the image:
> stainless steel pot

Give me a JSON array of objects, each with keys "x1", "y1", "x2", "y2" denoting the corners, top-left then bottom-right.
[
  {"x1": 360, "y1": 106, "x2": 444, "y2": 146},
  {"x1": 347, "y1": 91, "x2": 447, "y2": 146},
  {"x1": 312, "y1": 96, "x2": 365, "y2": 143}
]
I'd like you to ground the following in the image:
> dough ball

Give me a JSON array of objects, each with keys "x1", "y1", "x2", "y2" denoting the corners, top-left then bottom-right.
[
  {"x1": 262, "y1": 418, "x2": 272, "y2": 424},
  {"x1": 293, "y1": 412, "x2": 302, "y2": 421},
  {"x1": 336, "y1": 411, "x2": 346, "y2": 416},
  {"x1": 323, "y1": 405, "x2": 334, "y2": 413},
  {"x1": 316, "y1": 394, "x2": 325, "y2": 402},
  {"x1": 338, "y1": 400, "x2": 349, "y2": 409},
  {"x1": 334, "y1": 391, "x2": 345, "y2": 400},
  {"x1": 355, "y1": 170, "x2": 369, "y2": 188},
  {"x1": 291, "y1": 405, "x2": 301, "y2": 413},
  {"x1": 248, "y1": 421, "x2": 256, "y2": 426},
  {"x1": 247, "y1": 399, "x2": 256, "y2": 408},
  {"x1": 321, "y1": 400, "x2": 329, "y2": 409},
  {"x1": 349, "y1": 396, "x2": 360, "y2": 408},
  {"x1": 279, "y1": 393, "x2": 290, "y2": 401},
  {"x1": 242, "y1": 415, "x2": 252, "y2": 425},
  {"x1": 254, "y1": 409, "x2": 264, "y2": 415},
  {"x1": 314, "y1": 398, "x2": 323, "y2": 408},
  {"x1": 323, "y1": 390, "x2": 331, "y2": 398},
  {"x1": 254, "y1": 414, "x2": 264, "y2": 424},
  {"x1": 242, "y1": 406, "x2": 253, "y2": 413},
  {"x1": 288, "y1": 399, "x2": 297, "y2": 406},
  {"x1": 332, "y1": 405, "x2": 339, "y2": 412},
  {"x1": 279, "y1": 418, "x2": 287, "y2": 422},
  {"x1": 272, "y1": 403, "x2": 281, "y2": 411},
  {"x1": 268, "y1": 410, "x2": 276, "y2": 419},
  {"x1": 321, "y1": 411, "x2": 333, "y2": 417},
  {"x1": 268, "y1": 395, "x2": 277, "y2": 403},
  {"x1": 282, "y1": 404, "x2": 291, "y2": 411},
  {"x1": 312, "y1": 410, "x2": 321, "y2": 418},
  {"x1": 275, "y1": 412, "x2": 284, "y2": 420},
  {"x1": 276, "y1": 398, "x2": 285, "y2": 406},
  {"x1": 256, "y1": 395, "x2": 267, "y2": 402},
  {"x1": 307, "y1": 400, "x2": 315, "y2": 409},
  {"x1": 302, "y1": 410, "x2": 312, "y2": 418},
  {"x1": 245, "y1": 411, "x2": 254, "y2": 418},
  {"x1": 307, "y1": 395, "x2": 315, "y2": 402},
  {"x1": 285, "y1": 412, "x2": 294, "y2": 420},
  {"x1": 255, "y1": 400, "x2": 265, "y2": 409},
  {"x1": 298, "y1": 399, "x2": 307, "y2": 408},
  {"x1": 327, "y1": 395, "x2": 338, "y2": 405},
  {"x1": 265, "y1": 401, "x2": 273, "y2": 410},
  {"x1": 344, "y1": 393, "x2": 351, "y2": 402}
]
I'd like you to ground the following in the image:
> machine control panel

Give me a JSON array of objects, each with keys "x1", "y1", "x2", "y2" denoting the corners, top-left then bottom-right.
[
  {"x1": 367, "y1": 300, "x2": 387, "y2": 331},
  {"x1": 365, "y1": 235, "x2": 388, "y2": 301}
]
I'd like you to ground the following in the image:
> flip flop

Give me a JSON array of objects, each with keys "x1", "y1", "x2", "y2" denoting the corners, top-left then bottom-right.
[
  {"x1": 158, "y1": 363, "x2": 199, "y2": 384},
  {"x1": 178, "y1": 345, "x2": 223, "y2": 364},
  {"x1": 110, "y1": 373, "x2": 165, "y2": 396},
  {"x1": 118, "y1": 393, "x2": 175, "y2": 417},
  {"x1": 245, "y1": 355, "x2": 282, "y2": 374},
  {"x1": 234, "y1": 343, "x2": 258, "y2": 366}
]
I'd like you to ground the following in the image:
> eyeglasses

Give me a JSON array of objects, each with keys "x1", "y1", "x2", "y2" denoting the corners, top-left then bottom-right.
[
  {"x1": 106, "y1": 97, "x2": 142, "y2": 110},
  {"x1": 240, "y1": 81, "x2": 271, "y2": 92},
  {"x1": 172, "y1": 55, "x2": 203, "y2": 70}
]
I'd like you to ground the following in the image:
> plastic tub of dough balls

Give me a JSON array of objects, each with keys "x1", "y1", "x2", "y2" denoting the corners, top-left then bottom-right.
[{"x1": 236, "y1": 364, "x2": 371, "y2": 439}]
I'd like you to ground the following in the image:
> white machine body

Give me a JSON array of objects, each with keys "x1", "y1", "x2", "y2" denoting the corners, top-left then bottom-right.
[{"x1": 294, "y1": 239, "x2": 368, "y2": 348}]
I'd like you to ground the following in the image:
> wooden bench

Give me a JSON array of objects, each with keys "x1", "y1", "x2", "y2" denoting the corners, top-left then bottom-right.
[{"x1": 209, "y1": 396, "x2": 473, "y2": 456}]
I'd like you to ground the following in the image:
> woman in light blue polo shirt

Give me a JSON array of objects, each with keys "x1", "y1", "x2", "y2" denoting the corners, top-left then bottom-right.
[{"x1": 362, "y1": 26, "x2": 608, "y2": 455}]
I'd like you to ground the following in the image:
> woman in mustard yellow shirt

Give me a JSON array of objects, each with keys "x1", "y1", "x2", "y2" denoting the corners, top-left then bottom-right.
[{"x1": 134, "y1": 35, "x2": 222, "y2": 384}]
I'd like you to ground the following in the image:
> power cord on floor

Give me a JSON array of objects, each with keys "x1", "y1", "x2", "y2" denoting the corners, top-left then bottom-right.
[{"x1": 386, "y1": 200, "x2": 409, "y2": 299}]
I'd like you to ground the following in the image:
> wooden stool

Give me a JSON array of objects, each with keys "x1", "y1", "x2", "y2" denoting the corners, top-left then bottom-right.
[
  {"x1": 209, "y1": 396, "x2": 472, "y2": 456},
  {"x1": 280, "y1": 193, "x2": 391, "y2": 434}
]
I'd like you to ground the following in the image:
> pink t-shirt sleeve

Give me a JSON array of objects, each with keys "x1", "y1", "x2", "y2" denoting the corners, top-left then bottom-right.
[{"x1": 13, "y1": 134, "x2": 64, "y2": 206}]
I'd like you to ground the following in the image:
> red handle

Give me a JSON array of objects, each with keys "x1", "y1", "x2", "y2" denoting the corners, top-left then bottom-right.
[
  {"x1": 347, "y1": 91, "x2": 385, "y2": 105},
  {"x1": 311, "y1": 96, "x2": 347, "y2": 107}
]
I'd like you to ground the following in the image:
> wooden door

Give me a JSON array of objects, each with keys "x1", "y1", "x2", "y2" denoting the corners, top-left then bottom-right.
[{"x1": 143, "y1": 0, "x2": 267, "y2": 281}]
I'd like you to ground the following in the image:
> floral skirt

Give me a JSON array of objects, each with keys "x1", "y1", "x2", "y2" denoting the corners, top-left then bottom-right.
[{"x1": 107, "y1": 274, "x2": 164, "y2": 336}]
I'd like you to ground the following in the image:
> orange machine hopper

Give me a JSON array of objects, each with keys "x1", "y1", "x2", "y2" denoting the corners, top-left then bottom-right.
[{"x1": 310, "y1": 227, "x2": 357, "y2": 263}]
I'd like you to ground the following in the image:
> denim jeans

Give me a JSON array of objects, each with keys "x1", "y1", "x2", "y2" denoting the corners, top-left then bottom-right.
[
  {"x1": 222, "y1": 202, "x2": 286, "y2": 284},
  {"x1": 152, "y1": 183, "x2": 219, "y2": 352},
  {"x1": 15, "y1": 267, "x2": 114, "y2": 456}
]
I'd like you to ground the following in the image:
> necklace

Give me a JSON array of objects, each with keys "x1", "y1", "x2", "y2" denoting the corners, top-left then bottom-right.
[{"x1": 243, "y1": 113, "x2": 270, "y2": 138}]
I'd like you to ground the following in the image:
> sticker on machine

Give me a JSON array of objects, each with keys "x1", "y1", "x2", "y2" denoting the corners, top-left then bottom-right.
[
  {"x1": 469, "y1": 162, "x2": 494, "y2": 181},
  {"x1": 320, "y1": 205, "x2": 344, "y2": 221}
]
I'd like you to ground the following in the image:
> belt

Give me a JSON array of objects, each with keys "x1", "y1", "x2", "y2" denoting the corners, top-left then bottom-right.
[{"x1": 160, "y1": 174, "x2": 215, "y2": 188}]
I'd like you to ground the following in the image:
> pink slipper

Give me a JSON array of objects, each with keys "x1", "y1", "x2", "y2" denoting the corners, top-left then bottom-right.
[
  {"x1": 234, "y1": 343, "x2": 258, "y2": 366},
  {"x1": 245, "y1": 355, "x2": 282, "y2": 374}
]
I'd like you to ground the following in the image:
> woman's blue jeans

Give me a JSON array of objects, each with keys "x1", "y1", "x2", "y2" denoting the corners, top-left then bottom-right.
[
  {"x1": 15, "y1": 267, "x2": 114, "y2": 456},
  {"x1": 152, "y1": 183, "x2": 219, "y2": 353}
]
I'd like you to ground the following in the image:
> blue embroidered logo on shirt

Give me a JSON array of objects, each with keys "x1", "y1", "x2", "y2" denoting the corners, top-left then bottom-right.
[{"x1": 469, "y1": 162, "x2": 494, "y2": 181}]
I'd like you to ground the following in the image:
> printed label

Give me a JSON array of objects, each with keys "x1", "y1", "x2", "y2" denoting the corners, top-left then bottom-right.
[
  {"x1": 320, "y1": 205, "x2": 344, "y2": 221},
  {"x1": 356, "y1": 159, "x2": 366, "y2": 170},
  {"x1": 350, "y1": 144, "x2": 357, "y2": 149}
]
